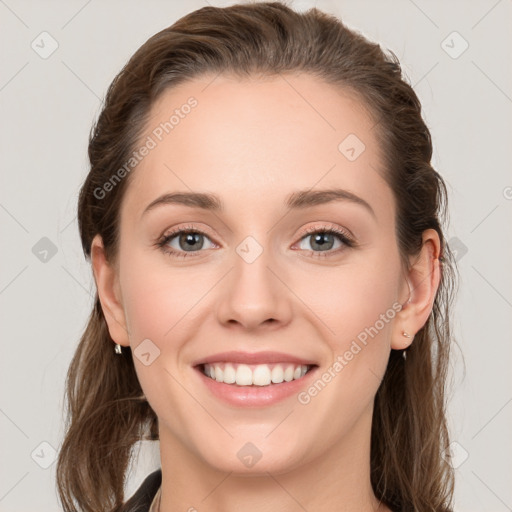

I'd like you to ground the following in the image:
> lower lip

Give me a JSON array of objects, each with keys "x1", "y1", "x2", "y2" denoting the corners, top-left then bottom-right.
[{"x1": 194, "y1": 365, "x2": 319, "y2": 407}]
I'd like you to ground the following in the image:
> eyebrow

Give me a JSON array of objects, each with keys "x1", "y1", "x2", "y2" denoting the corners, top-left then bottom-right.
[{"x1": 141, "y1": 188, "x2": 376, "y2": 219}]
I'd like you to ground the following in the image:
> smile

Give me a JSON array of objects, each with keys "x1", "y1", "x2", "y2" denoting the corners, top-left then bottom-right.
[{"x1": 201, "y1": 362, "x2": 314, "y2": 386}]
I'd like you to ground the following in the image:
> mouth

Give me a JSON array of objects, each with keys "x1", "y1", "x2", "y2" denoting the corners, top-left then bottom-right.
[
  {"x1": 191, "y1": 351, "x2": 320, "y2": 407},
  {"x1": 196, "y1": 362, "x2": 318, "y2": 387}
]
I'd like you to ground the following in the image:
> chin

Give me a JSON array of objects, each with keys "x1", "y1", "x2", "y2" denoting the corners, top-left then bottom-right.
[{"x1": 197, "y1": 438, "x2": 310, "y2": 476}]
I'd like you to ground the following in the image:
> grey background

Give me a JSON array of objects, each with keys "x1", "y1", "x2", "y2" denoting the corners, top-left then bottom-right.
[{"x1": 1, "y1": 0, "x2": 511, "y2": 510}]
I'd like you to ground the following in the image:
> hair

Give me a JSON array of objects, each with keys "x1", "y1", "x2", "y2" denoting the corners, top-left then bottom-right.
[{"x1": 56, "y1": 2, "x2": 458, "y2": 511}]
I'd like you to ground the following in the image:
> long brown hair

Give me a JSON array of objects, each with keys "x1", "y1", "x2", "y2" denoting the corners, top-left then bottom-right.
[{"x1": 56, "y1": 2, "x2": 457, "y2": 511}]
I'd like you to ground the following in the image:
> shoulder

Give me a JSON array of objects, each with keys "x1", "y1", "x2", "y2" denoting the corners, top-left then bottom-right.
[{"x1": 118, "y1": 469, "x2": 162, "y2": 512}]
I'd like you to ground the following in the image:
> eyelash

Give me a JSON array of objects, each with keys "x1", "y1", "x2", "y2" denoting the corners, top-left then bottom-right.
[{"x1": 155, "y1": 223, "x2": 356, "y2": 260}]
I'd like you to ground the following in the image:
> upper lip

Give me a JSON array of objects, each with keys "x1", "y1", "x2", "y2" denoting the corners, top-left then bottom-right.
[{"x1": 192, "y1": 351, "x2": 318, "y2": 366}]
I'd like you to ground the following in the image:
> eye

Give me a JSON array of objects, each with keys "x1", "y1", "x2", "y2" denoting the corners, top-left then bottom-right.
[
  {"x1": 156, "y1": 225, "x2": 217, "y2": 258},
  {"x1": 294, "y1": 225, "x2": 355, "y2": 257},
  {"x1": 155, "y1": 223, "x2": 355, "y2": 260}
]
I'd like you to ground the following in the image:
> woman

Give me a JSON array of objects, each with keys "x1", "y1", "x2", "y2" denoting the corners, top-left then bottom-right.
[{"x1": 56, "y1": 2, "x2": 457, "y2": 511}]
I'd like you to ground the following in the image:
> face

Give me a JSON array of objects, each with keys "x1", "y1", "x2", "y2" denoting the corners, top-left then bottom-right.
[{"x1": 99, "y1": 73, "x2": 413, "y2": 475}]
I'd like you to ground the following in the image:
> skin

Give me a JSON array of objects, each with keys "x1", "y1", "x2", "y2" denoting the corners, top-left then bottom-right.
[{"x1": 91, "y1": 73, "x2": 441, "y2": 512}]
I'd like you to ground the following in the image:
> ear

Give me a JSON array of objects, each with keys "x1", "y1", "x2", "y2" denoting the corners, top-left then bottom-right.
[
  {"x1": 90, "y1": 234, "x2": 130, "y2": 347},
  {"x1": 391, "y1": 228, "x2": 442, "y2": 350}
]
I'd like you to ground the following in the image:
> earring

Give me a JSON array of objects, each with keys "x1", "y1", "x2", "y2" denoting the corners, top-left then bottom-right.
[
  {"x1": 114, "y1": 343, "x2": 123, "y2": 354},
  {"x1": 401, "y1": 331, "x2": 412, "y2": 360}
]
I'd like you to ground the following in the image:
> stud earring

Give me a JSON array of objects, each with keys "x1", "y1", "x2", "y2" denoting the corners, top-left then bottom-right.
[
  {"x1": 114, "y1": 343, "x2": 123, "y2": 354},
  {"x1": 402, "y1": 331, "x2": 412, "y2": 338}
]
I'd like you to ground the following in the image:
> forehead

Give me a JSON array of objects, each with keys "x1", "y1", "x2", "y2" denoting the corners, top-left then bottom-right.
[{"x1": 121, "y1": 73, "x2": 393, "y2": 223}]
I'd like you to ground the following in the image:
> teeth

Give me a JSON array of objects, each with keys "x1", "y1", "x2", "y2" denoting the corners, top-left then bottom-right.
[
  {"x1": 284, "y1": 365, "x2": 294, "y2": 382},
  {"x1": 202, "y1": 362, "x2": 311, "y2": 386},
  {"x1": 236, "y1": 364, "x2": 253, "y2": 385},
  {"x1": 223, "y1": 363, "x2": 236, "y2": 384},
  {"x1": 271, "y1": 365, "x2": 284, "y2": 384}
]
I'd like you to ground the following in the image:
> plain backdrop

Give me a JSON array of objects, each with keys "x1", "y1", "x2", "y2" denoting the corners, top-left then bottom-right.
[{"x1": 1, "y1": 1, "x2": 511, "y2": 511}]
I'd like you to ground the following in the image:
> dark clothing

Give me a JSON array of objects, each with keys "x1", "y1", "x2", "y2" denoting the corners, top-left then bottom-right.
[{"x1": 119, "y1": 469, "x2": 161, "y2": 512}]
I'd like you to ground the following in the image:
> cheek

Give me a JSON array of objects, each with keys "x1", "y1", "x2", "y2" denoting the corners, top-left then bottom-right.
[
  {"x1": 290, "y1": 261, "x2": 400, "y2": 435},
  {"x1": 119, "y1": 251, "x2": 209, "y2": 343},
  {"x1": 293, "y1": 253, "x2": 401, "y2": 407},
  {"x1": 117, "y1": 252, "x2": 209, "y2": 419},
  {"x1": 301, "y1": 260, "x2": 400, "y2": 343}
]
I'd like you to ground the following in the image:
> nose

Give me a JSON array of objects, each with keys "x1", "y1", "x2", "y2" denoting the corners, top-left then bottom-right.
[{"x1": 216, "y1": 243, "x2": 293, "y2": 331}]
